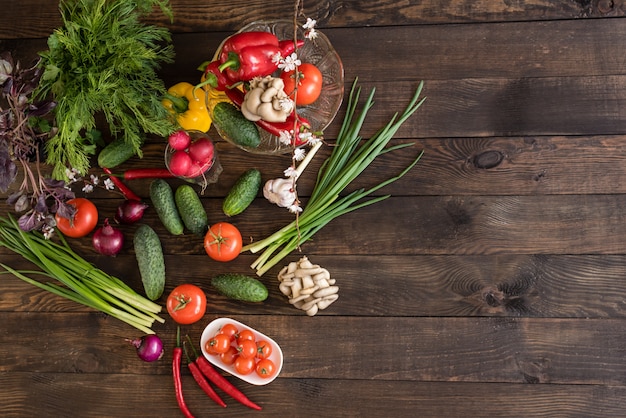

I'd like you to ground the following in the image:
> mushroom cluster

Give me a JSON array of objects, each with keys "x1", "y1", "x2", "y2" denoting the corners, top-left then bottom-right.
[
  {"x1": 277, "y1": 256, "x2": 339, "y2": 316},
  {"x1": 241, "y1": 76, "x2": 293, "y2": 122}
]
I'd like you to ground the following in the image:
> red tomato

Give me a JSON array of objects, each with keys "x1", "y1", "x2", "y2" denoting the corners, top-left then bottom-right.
[
  {"x1": 255, "y1": 358, "x2": 277, "y2": 379},
  {"x1": 166, "y1": 284, "x2": 206, "y2": 325},
  {"x1": 218, "y1": 323, "x2": 239, "y2": 341},
  {"x1": 234, "y1": 355, "x2": 256, "y2": 375},
  {"x1": 203, "y1": 222, "x2": 242, "y2": 262},
  {"x1": 256, "y1": 340, "x2": 272, "y2": 359},
  {"x1": 236, "y1": 329, "x2": 256, "y2": 345},
  {"x1": 237, "y1": 339, "x2": 258, "y2": 359},
  {"x1": 55, "y1": 198, "x2": 98, "y2": 238},
  {"x1": 219, "y1": 346, "x2": 239, "y2": 366},
  {"x1": 206, "y1": 333, "x2": 231, "y2": 354},
  {"x1": 280, "y1": 63, "x2": 323, "y2": 106}
]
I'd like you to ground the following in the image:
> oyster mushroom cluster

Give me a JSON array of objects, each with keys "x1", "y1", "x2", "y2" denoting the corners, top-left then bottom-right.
[{"x1": 277, "y1": 256, "x2": 339, "y2": 316}]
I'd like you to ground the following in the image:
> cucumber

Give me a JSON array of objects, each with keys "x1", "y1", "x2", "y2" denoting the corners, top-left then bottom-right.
[
  {"x1": 97, "y1": 139, "x2": 138, "y2": 168},
  {"x1": 223, "y1": 168, "x2": 262, "y2": 216},
  {"x1": 213, "y1": 102, "x2": 261, "y2": 148},
  {"x1": 133, "y1": 224, "x2": 165, "y2": 301},
  {"x1": 175, "y1": 184, "x2": 208, "y2": 235},
  {"x1": 150, "y1": 179, "x2": 184, "y2": 235},
  {"x1": 211, "y1": 273, "x2": 268, "y2": 302}
]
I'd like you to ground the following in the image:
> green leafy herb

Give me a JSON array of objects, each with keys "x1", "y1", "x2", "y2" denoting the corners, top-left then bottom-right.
[{"x1": 36, "y1": 0, "x2": 176, "y2": 179}]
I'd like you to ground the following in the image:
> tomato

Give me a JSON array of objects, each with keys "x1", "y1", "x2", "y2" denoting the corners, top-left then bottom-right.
[
  {"x1": 55, "y1": 198, "x2": 99, "y2": 238},
  {"x1": 280, "y1": 63, "x2": 323, "y2": 106},
  {"x1": 166, "y1": 284, "x2": 206, "y2": 325},
  {"x1": 255, "y1": 358, "x2": 277, "y2": 379},
  {"x1": 206, "y1": 333, "x2": 231, "y2": 354},
  {"x1": 256, "y1": 340, "x2": 272, "y2": 359},
  {"x1": 237, "y1": 339, "x2": 258, "y2": 359},
  {"x1": 236, "y1": 329, "x2": 255, "y2": 345},
  {"x1": 203, "y1": 222, "x2": 242, "y2": 262},
  {"x1": 218, "y1": 323, "x2": 239, "y2": 341},
  {"x1": 219, "y1": 346, "x2": 239, "y2": 366},
  {"x1": 234, "y1": 355, "x2": 256, "y2": 375}
]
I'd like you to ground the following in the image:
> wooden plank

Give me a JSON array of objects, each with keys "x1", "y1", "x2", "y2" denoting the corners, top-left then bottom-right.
[
  {"x1": 2, "y1": 373, "x2": 625, "y2": 418},
  {"x1": 4, "y1": 254, "x2": 626, "y2": 319}
]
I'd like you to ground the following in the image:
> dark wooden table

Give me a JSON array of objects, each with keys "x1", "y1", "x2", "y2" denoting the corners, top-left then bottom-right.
[{"x1": 3, "y1": 1, "x2": 626, "y2": 417}]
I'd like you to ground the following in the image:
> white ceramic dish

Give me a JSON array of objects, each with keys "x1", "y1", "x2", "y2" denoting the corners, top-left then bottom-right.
[{"x1": 200, "y1": 317, "x2": 283, "y2": 385}]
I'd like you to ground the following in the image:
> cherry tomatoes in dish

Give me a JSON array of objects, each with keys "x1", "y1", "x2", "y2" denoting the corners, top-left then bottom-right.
[
  {"x1": 218, "y1": 323, "x2": 239, "y2": 341},
  {"x1": 234, "y1": 355, "x2": 256, "y2": 375},
  {"x1": 206, "y1": 333, "x2": 231, "y2": 354},
  {"x1": 255, "y1": 358, "x2": 277, "y2": 379},
  {"x1": 280, "y1": 63, "x2": 323, "y2": 106},
  {"x1": 236, "y1": 329, "x2": 256, "y2": 345},
  {"x1": 55, "y1": 198, "x2": 98, "y2": 238},
  {"x1": 204, "y1": 222, "x2": 242, "y2": 262},
  {"x1": 166, "y1": 284, "x2": 207, "y2": 325},
  {"x1": 256, "y1": 340, "x2": 273, "y2": 359},
  {"x1": 237, "y1": 339, "x2": 258, "y2": 359},
  {"x1": 219, "y1": 346, "x2": 239, "y2": 366}
]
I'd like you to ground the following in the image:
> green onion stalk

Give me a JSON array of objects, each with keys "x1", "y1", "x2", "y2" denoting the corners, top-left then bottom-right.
[
  {"x1": 242, "y1": 79, "x2": 426, "y2": 276},
  {"x1": 0, "y1": 215, "x2": 164, "y2": 334}
]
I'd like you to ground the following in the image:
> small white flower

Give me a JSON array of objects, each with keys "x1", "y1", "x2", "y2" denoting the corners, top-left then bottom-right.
[
  {"x1": 271, "y1": 52, "x2": 283, "y2": 64},
  {"x1": 305, "y1": 28, "x2": 318, "y2": 40},
  {"x1": 90, "y1": 174, "x2": 99, "y2": 185},
  {"x1": 288, "y1": 202, "x2": 303, "y2": 214},
  {"x1": 65, "y1": 168, "x2": 80, "y2": 183},
  {"x1": 82, "y1": 183, "x2": 94, "y2": 193},
  {"x1": 42, "y1": 225, "x2": 54, "y2": 240},
  {"x1": 279, "y1": 97, "x2": 294, "y2": 113},
  {"x1": 278, "y1": 53, "x2": 301, "y2": 72},
  {"x1": 103, "y1": 178, "x2": 115, "y2": 190},
  {"x1": 306, "y1": 134, "x2": 322, "y2": 145},
  {"x1": 293, "y1": 148, "x2": 306, "y2": 161},
  {"x1": 298, "y1": 131, "x2": 313, "y2": 144},
  {"x1": 284, "y1": 166, "x2": 299, "y2": 178},
  {"x1": 303, "y1": 18, "x2": 317, "y2": 30},
  {"x1": 279, "y1": 130, "x2": 294, "y2": 146}
]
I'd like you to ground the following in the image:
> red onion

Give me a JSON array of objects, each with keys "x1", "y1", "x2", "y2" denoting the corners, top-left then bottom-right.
[
  {"x1": 115, "y1": 200, "x2": 148, "y2": 224},
  {"x1": 128, "y1": 334, "x2": 164, "y2": 362},
  {"x1": 92, "y1": 219, "x2": 124, "y2": 256}
]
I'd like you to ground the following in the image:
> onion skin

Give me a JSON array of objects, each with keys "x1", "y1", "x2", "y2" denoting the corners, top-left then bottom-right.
[
  {"x1": 129, "y1": 334, "x2": 164, "y2": 362},
  {"x1": 92, "y1": 219, "x2": 124, "y2": 256},
  {"x1": 115, "y1": 200, "x2": 148, "y2": 224}
]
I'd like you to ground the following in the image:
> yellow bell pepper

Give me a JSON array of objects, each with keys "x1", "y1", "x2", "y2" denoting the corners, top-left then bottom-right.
[{"x1": 162, "y1": 82, "x2": 212, "y2": 132}]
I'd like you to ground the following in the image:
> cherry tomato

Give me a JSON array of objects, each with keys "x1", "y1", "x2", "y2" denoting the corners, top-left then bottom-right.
[
  {"x1": 203, "y1": 222, "x2": 242, "y2": 262},
  {"x1": 219, "y1": 346, "x2": 239, "y2": 366},
  {"x1": 166, "y1": 284, "x2": 206, "y2": 325},
  {"x1": 255, "y1": 358, "x2": 277, "y2": 379},
  {"x1": 236, "y1": 329, "x2": 256, "y2": 345},
  {"x1": 218, "y1": 323, "x2": 239, "y2": 341},
  {"x1": 206, "y1": 333, "x2": 231, "y2": 354},
  {"x1": 256, "y1": 340, "x2": 273, "y2": 359},
  {"x1": 55, "y1": 198, "x2": 98, "y2": 238},
  {"x1": 280, "y1": 63, "x2": 323, "y2": 106},
  {"x1": 237, "y1": 339, "x2": 258, "y2": 359},
  {"x1": 234, "y1": 355, "x2": 256, "y2": 375}
]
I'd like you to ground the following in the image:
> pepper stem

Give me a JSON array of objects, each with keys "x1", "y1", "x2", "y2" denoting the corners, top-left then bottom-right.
[{"x1": 163, "y1": 93, "x2": 189, "y2": 113}]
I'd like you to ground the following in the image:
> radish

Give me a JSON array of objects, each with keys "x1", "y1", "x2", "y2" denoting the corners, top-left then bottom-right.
[
  {"x1": 186, "y1": 159, "x2": 213, "y2": 177},
  {"x1": 169, "y1": 150, "x2": 193, "y2": 176},
  {"x1": 188, "y1": 137, "x2": 214, "y2": 164},
  {"x1": 168, "y1": 130, "x2": 191, "y2": 151}
]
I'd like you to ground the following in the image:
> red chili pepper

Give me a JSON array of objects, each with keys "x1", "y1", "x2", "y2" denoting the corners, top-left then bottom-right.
[
  {"x1": 188, "y1": 361, "x2": 227, "y2": 408},
  {"x1": 102, "y1": 167, "x2": 142, "y2": 201},
  {"x1": 278, "y1": 39, "x2": 305, "y2": 56},
  {"x1": 195, "y1": 356, "x2": 262, "y2": 411},
  {"x1": 122, "y1": 168, "x2": 175, "y2": 180},
  {"x1": 173, "y1": 329, "x2": 195, "y2": 418}
]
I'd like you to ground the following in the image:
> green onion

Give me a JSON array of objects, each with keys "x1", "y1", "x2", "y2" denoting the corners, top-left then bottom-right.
[
  {"x1": 0, "y1": 215, "x2": 164, "y2": 334},
  {"x1": 242, "y1": 79, "x2": 426, "y2": 276}
]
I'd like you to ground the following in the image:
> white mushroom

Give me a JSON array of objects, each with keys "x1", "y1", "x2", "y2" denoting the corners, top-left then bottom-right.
[
  {"x1": 241, "y1": 76, "x2": 293, "y2": 123},
  {"x1": 276, "y1": 256, "x2": 339, "y2": 316}
]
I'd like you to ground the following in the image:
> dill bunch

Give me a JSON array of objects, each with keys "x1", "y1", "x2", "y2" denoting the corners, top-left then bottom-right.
[{"x1": 37, "y1": 0, "x2": 176, "y2": 179}]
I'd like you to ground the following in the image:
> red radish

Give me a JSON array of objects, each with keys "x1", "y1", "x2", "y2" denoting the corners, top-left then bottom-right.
[
  {"x1": 187, "y1": 159, "x2": 213, "y2": 177},
  {"x1": 168, "y1": 130, "x2": 191, "y2": 151},
  {"x1": 169, "y1": 151, "x2": 193, "y2": 176},
  {"x1": 188, "y1": 137, "x2": 214, "y2": 164}
]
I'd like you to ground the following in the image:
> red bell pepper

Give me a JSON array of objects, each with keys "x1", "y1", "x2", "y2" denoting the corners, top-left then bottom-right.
[{"x1": 220, "y1": 31, "x2": 279, "y2": 57}]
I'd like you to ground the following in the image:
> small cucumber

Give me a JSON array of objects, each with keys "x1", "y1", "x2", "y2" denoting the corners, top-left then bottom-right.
[
  {"x1": 213, "y1": 102, "x2": 261, "y2": 148},
  {"x1": 97, "y1": 139, "x2": 138, "y2": 168},
  {"x1": 223, "y1": 168, "x2": 262, "y2": 216},
  {"x1": 133, "y1": 224, "x2": 165, "y2": 301},
  {"x1": 150, "y1": 179, "x2": 184, "y2": 235},
  {"x1": 175, "y1": 184, "x2": 208, "y2": 235},
  {"x1": 211, "y1": 273, "x2": 268, "y2": 302}
]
